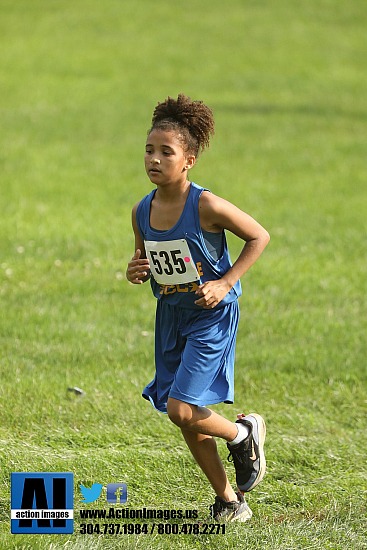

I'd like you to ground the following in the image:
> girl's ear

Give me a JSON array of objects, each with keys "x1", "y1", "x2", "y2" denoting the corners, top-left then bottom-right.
[{"x1": 185, "y1": 155, "x2": 196, "y2": 171}]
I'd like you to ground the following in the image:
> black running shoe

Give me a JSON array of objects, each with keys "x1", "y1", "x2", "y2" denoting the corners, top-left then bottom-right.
[
  {"x1": 227, "y1": 413, "x2": 266, "y2": 492},
  {"x1": 210, "y1": 491, "x2": 252, "y2": 522}
]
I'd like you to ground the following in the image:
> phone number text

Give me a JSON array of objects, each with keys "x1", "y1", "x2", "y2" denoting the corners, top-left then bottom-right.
[{"x1": 80, "y1": 522, "x2": 225, "y2": 535}]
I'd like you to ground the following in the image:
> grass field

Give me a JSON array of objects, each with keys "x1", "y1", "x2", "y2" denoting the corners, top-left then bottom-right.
[{"x1": 1, "y1": 0, "x2": 366, "y2": 548}]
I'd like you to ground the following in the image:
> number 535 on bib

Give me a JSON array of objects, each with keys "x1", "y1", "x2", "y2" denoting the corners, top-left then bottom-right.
[{"x1": 144, "y1": 239, "x2": 200, "y2": 285}]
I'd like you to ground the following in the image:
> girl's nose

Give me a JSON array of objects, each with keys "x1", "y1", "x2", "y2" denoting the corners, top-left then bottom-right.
[{"x1": 152, "y1": 158, "x2": 160, "y2": 164}]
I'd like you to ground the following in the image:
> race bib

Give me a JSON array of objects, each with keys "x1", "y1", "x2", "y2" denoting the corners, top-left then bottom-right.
[{"x1": 144, "y1": 239, "x2": 200, "y2": 285}]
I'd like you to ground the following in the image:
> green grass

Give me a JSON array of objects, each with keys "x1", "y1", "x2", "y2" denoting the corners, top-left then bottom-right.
[{"x1": 1, "y1": 0, "x2": 366, "y2": 548}]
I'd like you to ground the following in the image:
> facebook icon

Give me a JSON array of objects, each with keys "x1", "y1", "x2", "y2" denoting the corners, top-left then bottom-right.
[{"x1": 106, "y1": 483, "x2": 127, "y2": 504}]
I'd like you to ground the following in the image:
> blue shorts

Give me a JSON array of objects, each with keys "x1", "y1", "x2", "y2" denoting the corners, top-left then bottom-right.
[{"x1": 142, "y1": 300, "x2": 239, "y2": 413}]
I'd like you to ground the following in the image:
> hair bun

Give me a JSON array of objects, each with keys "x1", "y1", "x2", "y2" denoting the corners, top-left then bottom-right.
[{"x1": 150, "y1": 94, "x2": 215, "y2": 156}]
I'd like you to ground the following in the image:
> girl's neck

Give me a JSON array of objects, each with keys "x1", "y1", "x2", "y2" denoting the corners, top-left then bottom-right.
[{"x1": 155, "y1": 179, "x2": 191, "y2": 202}]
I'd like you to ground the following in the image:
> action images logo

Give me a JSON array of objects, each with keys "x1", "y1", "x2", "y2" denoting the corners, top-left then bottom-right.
[{"x1": 11, "y1": 472, "x2": 74, "y2": 534}]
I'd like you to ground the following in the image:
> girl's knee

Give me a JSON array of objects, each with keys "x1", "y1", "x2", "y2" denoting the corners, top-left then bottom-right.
[{"x1": 167, "y1": 398, "x2": 193, "y2": 427}]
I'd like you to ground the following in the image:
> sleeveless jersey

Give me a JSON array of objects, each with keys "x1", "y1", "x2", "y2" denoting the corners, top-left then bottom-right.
[{"x1": 136, "y1": 182, "x2": 242, "y2": 309}]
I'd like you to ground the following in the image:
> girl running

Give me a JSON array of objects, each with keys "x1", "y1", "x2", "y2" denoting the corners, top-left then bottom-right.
[{"x1": 126, "y1": 94, "x2": 270, "y2": 522}]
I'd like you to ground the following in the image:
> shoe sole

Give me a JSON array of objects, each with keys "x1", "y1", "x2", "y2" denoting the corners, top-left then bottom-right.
[{"x1": 238, "y1": 413, "x2": 266, "y2": 492}]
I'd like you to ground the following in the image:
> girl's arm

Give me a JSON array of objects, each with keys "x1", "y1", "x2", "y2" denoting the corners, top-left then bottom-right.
[
  {"x1": 195, "y1": 191, "x2": 270, "y2": 308},
  {"x1": 126, "y1": 203, "x2": 151, "y2": 284}
]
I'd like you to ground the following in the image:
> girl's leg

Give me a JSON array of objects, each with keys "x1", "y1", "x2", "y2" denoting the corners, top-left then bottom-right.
[
  {"x1": 169, "y1": 398, "x2": 266, "y2": 496},
  {"x1": 181, "y1": 428, "x2": 238, "y2": 502},
  {"x1": 167, "y1": 397, "x2": 238, "y2": 441}
]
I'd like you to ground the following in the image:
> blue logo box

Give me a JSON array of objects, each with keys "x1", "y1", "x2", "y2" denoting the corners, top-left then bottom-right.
[{"x1": 11, "y1": 472, "x2": 74, "y2": 534}]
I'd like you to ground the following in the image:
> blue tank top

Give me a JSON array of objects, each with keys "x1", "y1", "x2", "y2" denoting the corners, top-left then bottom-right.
[{"x1": 136, "y1": 182, "x2": 242, "y2": 309}]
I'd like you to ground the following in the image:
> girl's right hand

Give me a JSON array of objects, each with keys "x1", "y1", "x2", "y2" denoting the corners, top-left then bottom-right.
[{"x1": 126, "y1": 249, "x2": 150, "y2": 284}]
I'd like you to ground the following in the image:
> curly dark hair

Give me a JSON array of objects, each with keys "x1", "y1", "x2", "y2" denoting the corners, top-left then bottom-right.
[{"x1": 149, "y1": 93, "x2": 215, "y2": 157}]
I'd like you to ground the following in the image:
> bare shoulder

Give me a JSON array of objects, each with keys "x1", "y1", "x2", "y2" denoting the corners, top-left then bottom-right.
[
  {"x1": 131, "y1": 200, "x2": 143, "y2": 234},
  {"x1": 132, "y1": 200, "x2": 141, "y2": 216},
  {"x1": 131, "y1": 200, "x2": 142, "y2": 226},
  {"x1": 199, "y1": 190, "x2": 239, "y2": 212},
  {"x1": 199, "y1": 190, "x2": 270, "y2": 242},
  {"x1": 199, "y1": 190, "x2": 240, "y2": 231},
  {"x1": 131, "y1": 200, "x2": 146, "y2": 252}
]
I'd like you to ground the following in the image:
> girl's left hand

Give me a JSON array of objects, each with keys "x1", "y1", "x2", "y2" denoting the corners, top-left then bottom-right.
[{"x1": 194, "y1": 279, "x2": 232, "y2": 309}]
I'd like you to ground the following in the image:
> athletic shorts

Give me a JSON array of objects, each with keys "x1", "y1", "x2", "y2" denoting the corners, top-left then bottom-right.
[{"x1": 142, "y1": 300, "x2": 239, "y2": 413}]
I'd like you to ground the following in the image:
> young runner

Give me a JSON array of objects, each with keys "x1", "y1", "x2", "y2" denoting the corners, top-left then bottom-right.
[{"x1": 126, "y1": 94, "x2": 270, "y2": 521}]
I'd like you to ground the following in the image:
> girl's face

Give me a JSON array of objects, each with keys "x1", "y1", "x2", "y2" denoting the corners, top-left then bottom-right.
[{"x1": 145, "y1": 129, "x2": 195, "y2": 186}]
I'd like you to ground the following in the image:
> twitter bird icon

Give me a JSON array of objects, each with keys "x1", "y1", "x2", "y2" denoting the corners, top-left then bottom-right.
[{"x1": 80, "y1": 483, "x2": 103, "y2": 504}]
